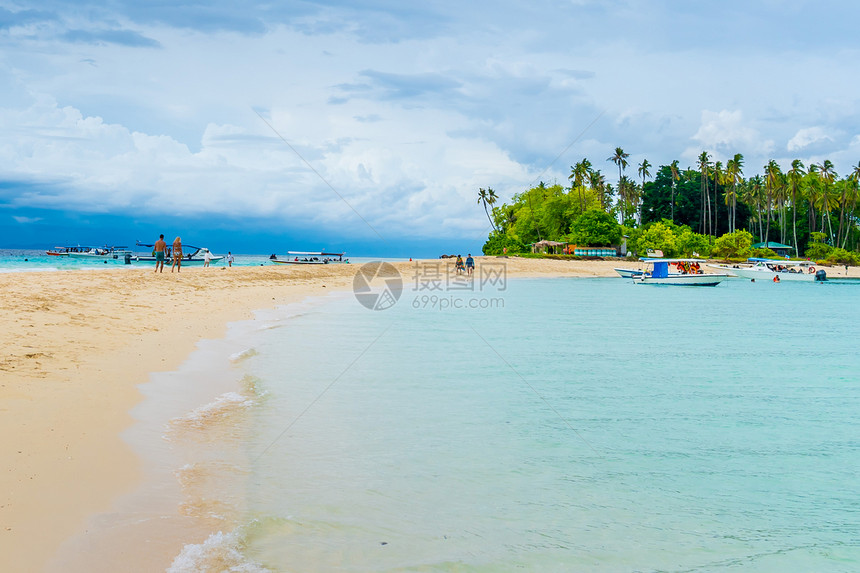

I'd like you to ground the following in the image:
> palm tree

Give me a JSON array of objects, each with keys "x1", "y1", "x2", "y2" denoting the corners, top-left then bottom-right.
[
  {"x1": 697, "y1": 151, "x2": 712, "y2": 234},
  {"x1": 806, "y1": 165, "x2": 821, "y2": 233},
  {"x1": 669, "y1": 160, "x2": 680, "y2": 222},
  {"x1": 745, "y1": 175, "x2": 765, "y2": 240},
  {"x1": 589, "y1": 170, "x2": 609, "y2": 210},
  {"x1": 764, "y1": 160, "x2": 782, "y2": 245},
  {"x1": 477, "y1": 187, "x2": 498, "y2": 231},
  {"x1": 816, "y1": 160, "x2": 837, "y2": 242},
  {"x1": 637, "y1": 159, "x2": 651, "y2": 226},
  {"x1": 786, "y1": 159, "x2": 805, "y2": 255},
  {"x1": 845, "y1": 161, "x2": 860, "y2": 248},
  {"x1": 607, "y1": 147, "x2": 630, "y2": 221},
  {"x1": 731, "y1": 153, "x2": 744, "y2": 233},
  {"x1": 569, "y1": 158, "x2": 593, "y2": 213},
  {"x1": 713, "y1": 160, "x2": 724, "y2": 235}
]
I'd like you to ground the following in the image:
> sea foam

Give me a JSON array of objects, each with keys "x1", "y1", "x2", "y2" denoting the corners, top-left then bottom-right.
[{"x1": 167, "y1": 528, "x2": 269, "y2": 573}]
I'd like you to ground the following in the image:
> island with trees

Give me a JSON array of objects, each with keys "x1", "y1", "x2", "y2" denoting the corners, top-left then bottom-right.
[{"x1": 479, "y1": 150, "x2": 860, "y2": 264}]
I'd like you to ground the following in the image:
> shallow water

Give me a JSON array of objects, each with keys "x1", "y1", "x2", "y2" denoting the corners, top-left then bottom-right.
[
  {"x1": 0, "y1": 249, "x2": 395, "y2": 271},
  {"x1": 115, "y1": 277, "x2": 860, "y2": 571}
]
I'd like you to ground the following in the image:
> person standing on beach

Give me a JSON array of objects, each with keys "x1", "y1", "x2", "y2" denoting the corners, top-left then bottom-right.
[
  {"x1": 227, "y1": 252, "x2": 234, "y2": 267},
  {"x1": 171, "y1": 236, "x2": 183, "y2": 273},
  {"x1": 153, "y1": 234, "x2": 167, "y2": 273},
  {"x1": 203, "y1": 249, "x2": 212, "y2": 267},
  {"x1": 465, "y1": 253, "x2": 475, "y2": 275}
]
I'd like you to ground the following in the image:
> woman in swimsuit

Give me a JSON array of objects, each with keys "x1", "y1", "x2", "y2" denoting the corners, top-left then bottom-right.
[{"x1": 171, "y1": 236, "x2": 183, "y2": 273}]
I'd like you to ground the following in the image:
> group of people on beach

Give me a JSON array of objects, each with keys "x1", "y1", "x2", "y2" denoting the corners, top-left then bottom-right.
[{"x1": 455, "y1": 254, "x2": 475, "y2": 275}]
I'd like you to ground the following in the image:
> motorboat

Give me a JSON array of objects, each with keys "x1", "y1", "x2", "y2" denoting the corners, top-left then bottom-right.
[
  {"x1": 63, "y1": 245, "x2": 133, "y2": 260},
  {"x1": 633, "y1": 258, "x2": 729, "y2": 286},
  {"x1": 132, "y1": 242, "x2": 224, "y2": 265},
  {"x1": 706, "y1": 258, "x2": 825, "y2": 282},
  {"x1": 270, "y1": 251, "x2": 348, "y2": 265}
]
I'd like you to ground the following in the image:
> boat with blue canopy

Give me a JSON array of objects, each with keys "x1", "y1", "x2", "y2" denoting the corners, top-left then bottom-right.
[{"x1": 633, "y1": 258, "x2": 729, "y2": 286}]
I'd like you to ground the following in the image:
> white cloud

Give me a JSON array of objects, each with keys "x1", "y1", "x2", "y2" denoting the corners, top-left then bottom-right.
[
  {"x1": 787, "y1": 127, "x2": 833, "y2": 152},
  {"x1": 689, "y1": 110, "x2": 774, "y2": 157},
  {"x1": 12, "y1": 216, "x2": 42, "y2": 223}
]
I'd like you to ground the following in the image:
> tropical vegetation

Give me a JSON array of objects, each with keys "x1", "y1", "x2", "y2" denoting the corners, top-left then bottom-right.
[{"x1": 480, "y1": 149, "x2": 860, "y2": 261}]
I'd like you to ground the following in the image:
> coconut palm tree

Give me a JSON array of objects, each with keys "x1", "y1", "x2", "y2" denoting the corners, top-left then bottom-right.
[
  {"x1": 845, "y1": 161, "x2": 860, "y2": 248},
  {"x1": 477, "y1": 187, "x2": 498, "y2": 231},
  {"x1": 607, "y1": 147, "x2": 630, "y2": 221},
  {"x1": 764, "y1": 160, "x2": 783, "y2": 245},
  {"x1": 713, "y1": 160, "x2": 724, "y2": 235},
  {"x1": 637, "y1": 159, "x2": 651, "y2": 225},
  {"x1": 569, "y1": 158, "x2": 593, "y2": 213},
  {"x1": 816, "y1": 160, "x2": 837, "y2": 242},
  {"x1": 786, "y1": 159, "x2": 805, "y2": 255},
  {"x1": 697, "y1": 151, "x2": 712, "y2": 234},
  {"x1": 669, "y1": 160, "x2": 680, "y2": 222},
  {"x1": 724, "y1": 154, "x2": 744, "y2": 233},
  {"x1": 745, "y1": 175, "x2": 765, "y2": 240}
]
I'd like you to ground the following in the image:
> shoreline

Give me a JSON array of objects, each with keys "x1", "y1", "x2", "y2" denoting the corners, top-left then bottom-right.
[{"x1": 1, "y1": 257, "x2": 622, "y2": 571}]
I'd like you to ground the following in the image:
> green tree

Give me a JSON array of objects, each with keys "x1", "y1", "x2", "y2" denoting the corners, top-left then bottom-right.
[
  {"x1": 568, "y1": 209, "x2": 622, "y2": 246},
  {"x1": 763, "y1": 160, "x2": 783, "y2": 244},
  {"x1": 786, "y1": 159, "x2": 805, "y2": 256},
  {"x1": 806, "y1": 231, "x2": 833, "y2": 259},
  {"x1": 725, "y1": 153, "x2": 744, "y2": 233},
  {"x1": 675, "y1": 227, "x2": 712, "y2": 257},
  {"x1": 669, "y1": 160, "x2": 680, "y2": 222},
  {"x1": 698, "y1": 151, "x2": 712, "y2": 234},
  {"x1": 477, "y1": 187, "x2": 499, "y2": 232},
  {"x1": 607, "y1": 147, "x2": 630, "y2": 219},
  {"x1": 712, "y1": 229, "x2": 754, "y2": 260},
  {"x1": 638, "y1": 159, "x2": 651, "y2": 225},
  {"x1": 636, "y1": 222, "x2": 678, "y2": 257}
]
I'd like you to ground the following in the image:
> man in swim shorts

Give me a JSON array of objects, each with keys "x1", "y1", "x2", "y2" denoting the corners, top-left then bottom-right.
[{"x1": 154, "y1": 234, "x2": 167, "y2": 273}]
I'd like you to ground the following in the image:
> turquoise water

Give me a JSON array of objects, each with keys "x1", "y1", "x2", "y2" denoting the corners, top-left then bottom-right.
[
  {"x1": 0, "y1": 249, "x2": 393, "y2": 270},
  {"x1": 161, "y1": 277, "x2": 858, "y2": 572}
]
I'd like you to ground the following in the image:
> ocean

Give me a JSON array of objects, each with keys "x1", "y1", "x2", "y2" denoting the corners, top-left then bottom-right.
[
  {"x1": 64, "y1": 273, "x2": 860, "y2": 571},
  {"x1": 0, "y1": 249, "x2": 395, "y2": 271}
]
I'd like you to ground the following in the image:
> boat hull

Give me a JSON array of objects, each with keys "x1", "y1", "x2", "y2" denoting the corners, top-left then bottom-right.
[
  {"x1": 270, "y1": 259, "x2": 349, "y2": 265},
  {"x1": 706, "y1": 264, "x2": 817, "y2": 282},
  {"x1": 67, "y1": 252, "x2": 132, "y2": 261},
  {"x1": 634, "y1": 274, "x2": 729, "y2": 286},
  {"x1": 130, "y1": 256, "x2": 224, "y2": 265}
]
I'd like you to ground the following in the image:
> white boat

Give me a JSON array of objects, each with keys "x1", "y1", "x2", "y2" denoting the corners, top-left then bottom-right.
[
  {"x1": 615, "y1": 264, "x2": 685, "y2": 279},
  {"x1": 132, "y1": 242, "x2": 224, "y2": 265},
  {"x1": 271, "y1": 251, "x2": 348, "y2": 265},
  {"x1": 707, "y1": 258, "x2": 825, "y2": 282},
  {"x1": 633, "y1": 258, "x2": 730, "y2": 286},
  {"x1": 66, "y1": 245, "x2": 133, "y2": 261}
]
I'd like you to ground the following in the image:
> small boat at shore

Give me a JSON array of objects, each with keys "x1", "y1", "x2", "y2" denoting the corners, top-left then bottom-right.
[
  {"x1": 47, "y1": 245, "x2": 132, "y2": 259},
  {"x1": 633, "y1": 258, "x2": 729, "y2": 286},
  {"x1": 270, "y1": 251, "x2": 349, "y2": 265},
  {"x1": 707, "y1": 258, "x2": 826, "y2": 282},
  {"x1": 132, "y1": 242, "x2": 223, "y2": 265}
]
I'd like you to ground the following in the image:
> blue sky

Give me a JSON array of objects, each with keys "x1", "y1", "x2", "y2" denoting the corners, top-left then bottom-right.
[{"x1": 1, "y1": 0, "x2": 859, "y2": 256}]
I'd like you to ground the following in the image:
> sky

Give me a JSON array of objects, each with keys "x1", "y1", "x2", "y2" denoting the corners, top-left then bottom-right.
[{"x1": 1, "y1": 0, "x2": 860, "y2": 256}]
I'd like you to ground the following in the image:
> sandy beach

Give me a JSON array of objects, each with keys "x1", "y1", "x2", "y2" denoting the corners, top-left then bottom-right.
[{"x1": 0, "y1": 257, "x2": 630, "y2": 571}]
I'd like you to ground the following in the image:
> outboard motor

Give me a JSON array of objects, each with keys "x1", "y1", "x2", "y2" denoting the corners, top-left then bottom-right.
[
  {"x1": 815, "y1": 269, "x2": 827, "y2": 282},
  {"x1": 124, "y1": 253, "x2": 132, "y2": 264}
]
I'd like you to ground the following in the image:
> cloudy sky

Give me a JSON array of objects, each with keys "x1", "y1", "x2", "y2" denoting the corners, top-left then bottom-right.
[{"x1": 1, "y1": 0, "x2": 859, "y2": 255}]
